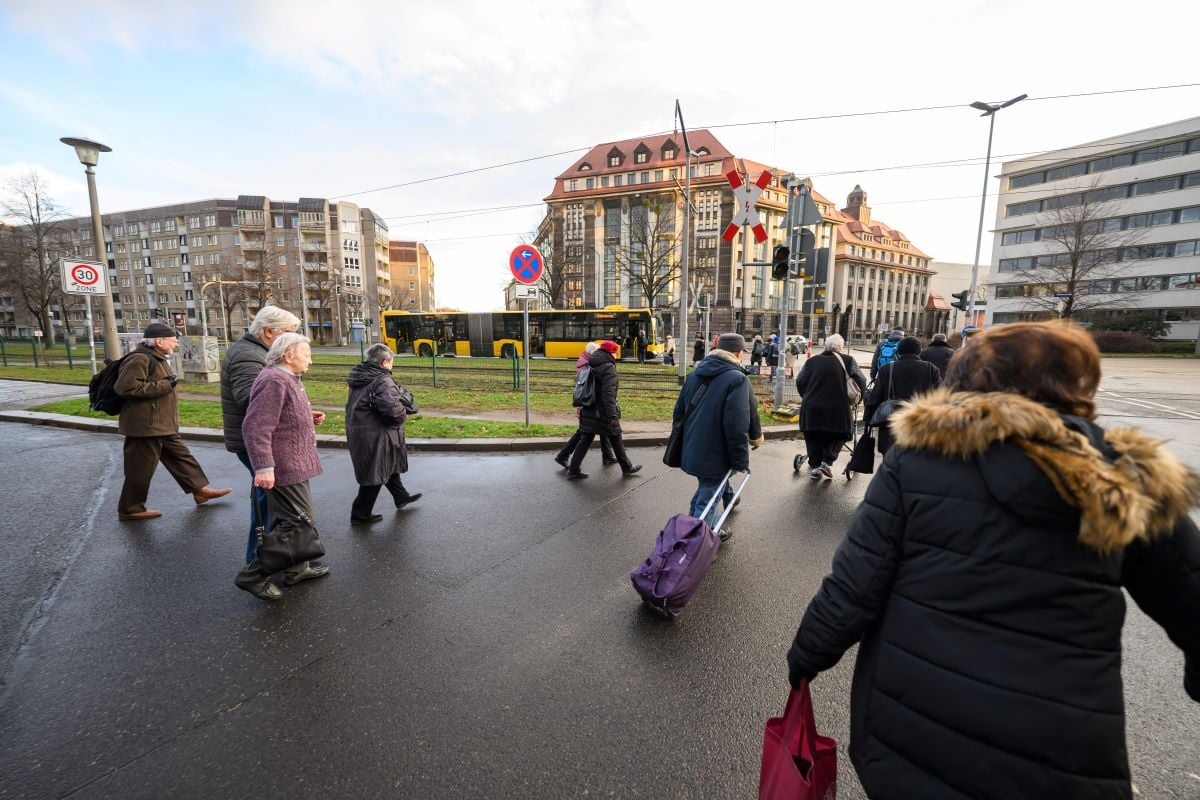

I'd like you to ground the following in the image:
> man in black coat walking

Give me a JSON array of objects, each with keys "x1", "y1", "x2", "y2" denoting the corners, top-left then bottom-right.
[
  {"x1": 865, "y1": 336, "x2": 942, "y2": 454},
  {"x1": 919, "y1": 332, "x2": 954, "y2": 378}
]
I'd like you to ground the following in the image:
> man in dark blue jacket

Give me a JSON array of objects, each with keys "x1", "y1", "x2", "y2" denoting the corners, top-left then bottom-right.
[{"x1": 672, "y1": 333, "x2": 752, "y2": 540}]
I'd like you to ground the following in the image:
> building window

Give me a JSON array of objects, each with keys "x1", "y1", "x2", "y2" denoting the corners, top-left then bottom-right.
[
  {"x1": 663, "y1": 148, "x2": 675, "y2": 160},
  {"x1": 636, "y1": 152, "x2": 648, "y2": 164}
]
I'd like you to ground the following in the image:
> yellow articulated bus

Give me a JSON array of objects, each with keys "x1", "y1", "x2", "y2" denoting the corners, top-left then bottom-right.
[{"x1": 380, "y1": 307, "x2": 665, "y2": 361}]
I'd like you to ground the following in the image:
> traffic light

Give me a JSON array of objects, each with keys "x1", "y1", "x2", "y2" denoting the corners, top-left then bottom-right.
[
  {"x1": 793, "y1": 229, "x2": 816, "y2": 278},
  {"x1": 771, "y1": 245, "x2": 790, "y2": 280},
  {"x1": 951, "y1": 290, "x2": 970, "y2": 311}
]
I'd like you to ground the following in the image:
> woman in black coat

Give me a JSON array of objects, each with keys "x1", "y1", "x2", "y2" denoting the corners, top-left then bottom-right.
[
  {"x1": 863, "y1": 336, "x2": 942, "y2": 454},
  {"x1": 787, "y1": 321, "x2": 1200, "y2": 799},
  {"x1": 566, "y1": 340, "x2": 641, "y2": 479},
  {"x1": 794, "y1": 333, "x2": 867, "y2": 479},
  {"x1": 345, "y1": 344, "x2": 421, "y2": 524}
]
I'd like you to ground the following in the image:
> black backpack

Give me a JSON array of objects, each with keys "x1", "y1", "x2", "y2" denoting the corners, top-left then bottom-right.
[
  {"x1": 572, "y1": 365, "x2": 596, "y2": 408},
  {"x1": 88, "y1": 355, "x2": 128, "y2": 415}
]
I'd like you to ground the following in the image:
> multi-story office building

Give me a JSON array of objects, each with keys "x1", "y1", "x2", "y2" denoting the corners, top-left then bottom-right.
[
  {"x1": 388, "y1": 241, "x2": 436, "y2": 311},
  {"x1": 1, "y1": 195, "x2": 388, "y2": 343},
  {"x1": 536, "y1": 131, "x2": 935, "y2": 342},
  {"x1": 987, "y1": 116, "x2": 1200, "y2": 339}
]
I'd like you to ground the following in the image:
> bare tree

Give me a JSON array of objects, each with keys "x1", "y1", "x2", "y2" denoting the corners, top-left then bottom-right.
[
  {"x1": 0, "y1": 170, "x2": 69, "y2": 344},
  {"x1": 305, "y1": 264, "x2": 340, "y2": 344},
  {"x1": 531, "y1": 213, "x2": 569, "y2": 308},
  {"x1": 1009, "y1": 182, "x2": 1145, "y2": 319},
  {"x1": 606, "y1": 194, "x2": 682, "y2": 309}
]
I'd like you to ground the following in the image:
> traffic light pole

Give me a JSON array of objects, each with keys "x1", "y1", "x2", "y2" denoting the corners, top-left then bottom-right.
[{"x1": 774, "y1": 179, "x2": 800, "y2": 408}]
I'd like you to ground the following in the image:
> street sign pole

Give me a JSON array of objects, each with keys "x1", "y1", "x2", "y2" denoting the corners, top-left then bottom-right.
[
  {"x1": 84, "y1": 295, "x2": 97, "y2": 373},
  {"x1": 774, "y1": 180, "x2": 797, "y2": 408},
  {"x1": 520, "y1": 297, "x2": 530, "y2": 429}
]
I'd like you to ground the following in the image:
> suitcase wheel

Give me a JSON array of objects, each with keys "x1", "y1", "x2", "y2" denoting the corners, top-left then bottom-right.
[{"x1": 793, "y1": 455, "x2": 803, "y2": 473}]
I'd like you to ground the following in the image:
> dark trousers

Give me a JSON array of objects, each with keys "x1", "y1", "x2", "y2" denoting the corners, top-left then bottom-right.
[
  {"x1": 352, "y1": 473, "x2": 409, "y2": 520},
  {"x1": 238, "y1": 481, "x2": 319, "y2": 583},
  {"x1": 803, "y1": 431, "x2": 847, "y2": 469},
  {"x1": 556, "y1": 429, "x2": 614, "y2": 462},
  {"x1": 235, "y1": 450, "x2": 270, "y2": 563},
  {"x1": 568, "y1": 429, "x2": 632, "y2": 472},
  {"x1": 118, "y1": 434, "x2": 208, "y2": 515}
]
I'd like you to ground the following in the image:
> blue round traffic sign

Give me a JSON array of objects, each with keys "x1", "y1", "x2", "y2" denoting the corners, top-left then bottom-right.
[{"x1": 509, "y1": 245, "x2": 544, "y2": 285}]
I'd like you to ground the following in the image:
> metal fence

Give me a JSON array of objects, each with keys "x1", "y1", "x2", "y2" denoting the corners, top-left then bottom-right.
[{"x1": 0, "y1": 336, "x2": 111, "y2": 368}]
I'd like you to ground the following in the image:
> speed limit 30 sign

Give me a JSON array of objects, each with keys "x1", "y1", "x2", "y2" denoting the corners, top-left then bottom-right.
[{"x1": 61, "y1": 259, "x2": 108, "y2": 295}]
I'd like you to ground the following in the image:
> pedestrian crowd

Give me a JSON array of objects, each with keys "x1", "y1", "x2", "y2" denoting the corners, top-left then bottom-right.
[{"x1": 107, "y1": 312, "x2": 1199, "y2": 798}]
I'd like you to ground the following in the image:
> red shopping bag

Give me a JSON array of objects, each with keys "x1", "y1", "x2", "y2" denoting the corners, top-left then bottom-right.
[{"x1": 759, "y1": 681, "x2": 838, "y2": 800}]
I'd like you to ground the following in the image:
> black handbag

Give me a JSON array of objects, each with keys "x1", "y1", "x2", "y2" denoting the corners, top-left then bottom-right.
[
  {"x1": 256, "y1": 512, "x2": 326, "y2": 574},
  {"x1": 845, "y1": 425, "x2": 877, "y2": 475},
  {"x1": 870, "y1": 369, "x2": 898, "y2": 428},
  {"x1": 397, "y1": 386, "x2": 418, "y2": 415},
  {"x1": 664, "y1": 377, "x2": 714, "y2": 467}
]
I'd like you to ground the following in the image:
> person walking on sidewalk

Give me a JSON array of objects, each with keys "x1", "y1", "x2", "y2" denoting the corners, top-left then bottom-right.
[
  {"x1": 565, "y1": 340, "x2": 642, "y2": 479},
  {"x1": 786, "y1": 321, "x2": 1200, "y2": 799},
  {"x1": 220, "y1": 305, "x2": 300, "y2": 563},
  {"x1": 870, "y1": 327, "x2": 904, "y2": 381},
  {"x1": 555, "y1": 342, "x2": 615, "y2": 469},
  {"x1": 864, "y1": 336, "x2": 941, "y2": 456},
  {"x1": 692, "y1": 335, "x2": 705, "y2": 365},
  {"x1": 919, "y1": 332, "x2": 955, "y2": 378},
  {"x1": 794, "y1": 334, "x2": 867, "y2": 479},
  {"x1": 345, "y1": 344, "x2": 422, "y2": 525},
  {"x1": 115, "y1": 322, "x2": 231, "y2": 521},
  {"x1": 671, "y1": 333, "x2": 753, "y2": 540},
  {"x1": 236, "y1": 333, "x2": 330, "y2": 601}
]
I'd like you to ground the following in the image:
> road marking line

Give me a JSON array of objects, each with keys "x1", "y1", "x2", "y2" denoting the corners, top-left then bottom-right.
[
  {"x1": 1098, "y1": 391, "x2": 1200, "y2": 420},
  {"x1": 1188, "y1": 773, "x2": 1200, "y2": 782}
]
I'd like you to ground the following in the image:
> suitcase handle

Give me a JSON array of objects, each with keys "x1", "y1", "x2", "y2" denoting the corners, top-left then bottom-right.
[
  {"x1": 712, "y1": 471, "x2": 749, "y2": 535},
  {"x1": 698, "y1": 470, "x2": 734, "y2": 521}
]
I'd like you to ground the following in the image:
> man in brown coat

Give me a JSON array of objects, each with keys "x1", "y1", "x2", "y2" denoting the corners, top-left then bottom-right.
[{"x1": 115, "y1": 322, "x2": 230, "y2": 520}]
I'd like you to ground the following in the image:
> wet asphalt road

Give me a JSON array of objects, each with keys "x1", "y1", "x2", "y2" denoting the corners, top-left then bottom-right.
[{"x1": 1, "y1": 361, "x2": 1199, "y2": 799}]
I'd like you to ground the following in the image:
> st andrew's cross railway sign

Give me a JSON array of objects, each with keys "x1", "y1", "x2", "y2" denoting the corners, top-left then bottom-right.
[
  {"x1": 721, "y1": 169, "x2": 773, "y2": 244},
  {"x1": 509, "y1": 245, "x2": 544, "y2": 285}
]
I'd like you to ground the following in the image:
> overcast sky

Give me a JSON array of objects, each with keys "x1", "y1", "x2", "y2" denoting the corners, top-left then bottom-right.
[{"x1": 3, "y1": 0, "x2": 1199, "y2": 310}]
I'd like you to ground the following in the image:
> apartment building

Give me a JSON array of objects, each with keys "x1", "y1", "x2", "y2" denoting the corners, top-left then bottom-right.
[
  {"x1": 536, "y1": 131, "x2": 935, "y2": 342},
  {"x1": 2, "y1": 195, "x2": 389, "y2": 343},
  {"x1": 388, "y1": 241, "x2": 436, "y2": 311},
  {"x1": 987, "y1": 116, "x2": 1200, "y2": 339}
]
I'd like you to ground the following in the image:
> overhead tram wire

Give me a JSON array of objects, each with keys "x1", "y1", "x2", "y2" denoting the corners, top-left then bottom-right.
[{"x1": 331, "y1": 81, "x2": 1200, "y2": 202}]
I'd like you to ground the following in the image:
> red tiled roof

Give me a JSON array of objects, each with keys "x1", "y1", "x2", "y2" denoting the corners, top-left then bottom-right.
[
  {"x1": 925, "y1": 291, "x2": 951, "y2": 311},
  {"x1": 544, "y1": 130, "x2": 734, "y2": 201},
  {"x1": 837, "y1": 215, "x2": 931, "y2": 260}
]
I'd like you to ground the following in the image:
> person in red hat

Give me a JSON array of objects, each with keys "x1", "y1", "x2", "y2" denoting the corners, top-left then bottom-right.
[{"x1": 564, "y1": 340, "x2": 642, "y2": 479}]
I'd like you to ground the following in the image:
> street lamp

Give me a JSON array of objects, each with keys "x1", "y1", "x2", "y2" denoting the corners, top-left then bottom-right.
[
  {"x1": 966, "y1": 94, "x2": 1026, "y2": 328},
  {"x1": 60, "y1": 136, "x2": 121, "y2": 359}
]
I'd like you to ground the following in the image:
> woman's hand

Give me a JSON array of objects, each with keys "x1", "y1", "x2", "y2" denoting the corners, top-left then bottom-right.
[
  {"x1": 311, "y1": 411, "x2": 326, "y2": 426},
  {"x1": 253, "y1": 470, "x2": 276, "y2": 490}
]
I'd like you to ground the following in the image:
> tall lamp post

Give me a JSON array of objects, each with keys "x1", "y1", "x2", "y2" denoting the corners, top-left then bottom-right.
[
  {"x1": 60, "y1": 137, "x2": 120, "y2": 358},
  {"x1": 966, "y1": 94, "x2": 1026, "y2": 328},
  {"x1": 674, "y1": 99, "x2": 692, "y2": 384}
]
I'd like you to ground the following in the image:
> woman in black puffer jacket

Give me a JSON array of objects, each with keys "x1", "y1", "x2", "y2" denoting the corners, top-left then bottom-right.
[
  {"x1": 565, "y1": 340, "x2": 641, "y2": 479},
  {"x1": 787, "y1": 321, "x2": 1200, "y2": 799}
]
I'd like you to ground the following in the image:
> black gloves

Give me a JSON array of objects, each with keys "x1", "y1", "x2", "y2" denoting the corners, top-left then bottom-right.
[
  {"x1": 168, "y1": 376, "x2": 178, "y2": 387},
  {"x1": 787, "y1": 648, "x2": 817, "y2": 690}
]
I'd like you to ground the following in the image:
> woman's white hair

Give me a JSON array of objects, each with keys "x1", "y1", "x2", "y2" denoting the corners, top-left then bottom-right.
[
  {"x1": 584, "y1": 342, "x2": 600, "y2": 354},
  {"x1": 249, "y1": 305, "x2": 301, "y2": 338},
  {"x1": 366, "y1": 343, "x2": 394, "y2": 365},
  {"x1": 266, "y1": 332, "x2": 310, "y2": 365},
  {"x1": 823, "y1": 334, "x2": 846, "y2": 353}
]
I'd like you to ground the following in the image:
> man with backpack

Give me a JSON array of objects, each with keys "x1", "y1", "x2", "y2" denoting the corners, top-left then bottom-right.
[
  {"x1": 671, "y1": 333, "x2": 753, "y2": 541},
  {"x1": 870, "y1": 328, "x2": 905, "y2": 381},
  {"x1": 114, "y1": 322, "x2": 231, "y2": 521}
]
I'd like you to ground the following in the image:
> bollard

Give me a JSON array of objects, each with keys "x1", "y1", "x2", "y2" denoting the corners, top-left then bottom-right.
[
  {"x1": 65, "y1": 337, "x2": 74, "y2": 369},
  {"x1": 431, "y1": 353, "x2": 437, "y2": 388},
  {"x1": 358, "y1": 337, "x2": 365, "y2": 362},
  {"x1": 31, "y1": 337, "x2": 39, "y2": 368}
]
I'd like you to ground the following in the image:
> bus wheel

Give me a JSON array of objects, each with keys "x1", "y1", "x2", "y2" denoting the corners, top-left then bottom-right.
[
  {"x1": 418, "y1": 343, "x2": 433, "y2": 357},
  {"x1": 500, "y1": 344, "x2": 515, "y2": 359}
]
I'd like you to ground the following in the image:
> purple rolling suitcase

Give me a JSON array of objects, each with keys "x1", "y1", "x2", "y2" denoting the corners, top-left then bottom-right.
[{"x1": 630, "y1": 470, "x2": 749, "y2": 616}]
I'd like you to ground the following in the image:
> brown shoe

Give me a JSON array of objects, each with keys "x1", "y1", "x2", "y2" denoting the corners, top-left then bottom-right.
[
  {"x1": 118, "y1": 509, "x2": 163, "y2": 521},
  {"x1": 193, "y1": 486, "x2": 233, "y2": 505}
]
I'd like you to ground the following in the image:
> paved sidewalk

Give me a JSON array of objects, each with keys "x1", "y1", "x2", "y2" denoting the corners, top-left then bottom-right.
[{"x1": 0, "y1": 379, "x2": 86, "y2": 411}]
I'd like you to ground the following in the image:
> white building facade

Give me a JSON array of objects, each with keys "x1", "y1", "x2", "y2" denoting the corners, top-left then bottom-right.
[{"x1": 987, "y1": 116, "x2": 1200, "y2": 339}]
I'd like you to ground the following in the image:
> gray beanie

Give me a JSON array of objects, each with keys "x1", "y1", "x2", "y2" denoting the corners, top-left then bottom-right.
[
  {"x1": 932, "y1": 333, "x2": 947, "y2": 342},
  {"x1": 715, "y1": 333, "x2": 746, "y2": 353}
]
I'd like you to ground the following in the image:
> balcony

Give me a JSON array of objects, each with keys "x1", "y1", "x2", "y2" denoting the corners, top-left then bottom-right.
[{"x1": 302, "y1": 242, "x2": 328, "y2": 252}]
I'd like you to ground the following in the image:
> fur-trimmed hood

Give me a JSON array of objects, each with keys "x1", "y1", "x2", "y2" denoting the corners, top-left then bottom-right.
[{"x1": 891, "y1": 388, "x2": 1200, "y2": 552}]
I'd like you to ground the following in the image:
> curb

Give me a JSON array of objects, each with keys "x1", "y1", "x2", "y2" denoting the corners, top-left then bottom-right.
[{"x1": 0, "y1": 409, "x2": 800, "y2": 453}]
